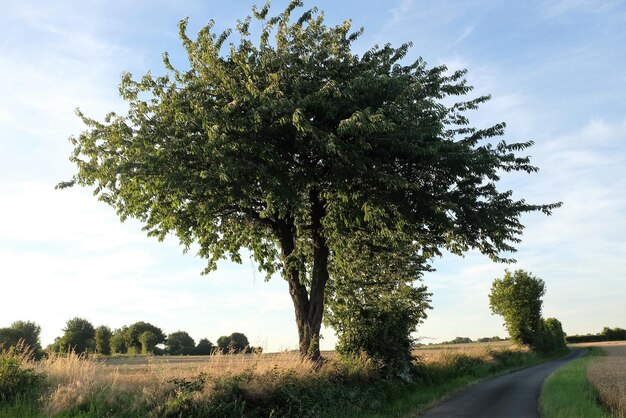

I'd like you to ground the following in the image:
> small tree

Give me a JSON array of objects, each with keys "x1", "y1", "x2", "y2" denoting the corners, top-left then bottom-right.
[
  {"x1": 195, "y1": 338, "x2": 214, "y2": 355},
  {"x1": 95, "y1": 326, "x2": 112, "y2": 355},
  {"x1": 217, "y1": 336, "x2": 232, "y2": 354},
  {"x1": 139, "y1": 331, "x2": 159, "y2": 354},
  {"x1": 325, "y1": 233, "x2": 431, "y2": 378},
  {"x1": 110, "y1": 327, "x2": 127, "y2": 354},
  {"x1": 489, "y1": 270, "x2": 545, "y2": 348},
  {"x1": 229, "y1": 333, "x2": 250, "y2": 353},
  {"x1": 58, "y1": 317, "x2": 96, "y2": 354},
  {"x1": 165, "y1": 331, "x2": 196, "y2": 355},
  {"x1": 124, "y1": 322, "x2": 165, "y2": 354}
]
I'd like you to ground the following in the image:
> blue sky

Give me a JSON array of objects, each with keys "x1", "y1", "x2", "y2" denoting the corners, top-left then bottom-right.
[{"x1": 1, "y1": 0, "x2": 625, "y2": 351}]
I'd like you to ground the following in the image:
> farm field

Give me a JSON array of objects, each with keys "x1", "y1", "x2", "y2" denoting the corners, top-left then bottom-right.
[
  {"x1": 585, "y1": 341, "x2": 626, "y2": 417},
  {"x1": 99, "y1": 341, "x2": 516, "y2": 376}
]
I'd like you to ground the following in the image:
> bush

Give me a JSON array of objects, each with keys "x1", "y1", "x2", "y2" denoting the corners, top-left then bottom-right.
[
  {"x1": 326, "y1": 233, "x2": 431, "y2": 380},
  {"x1": 535, "y1": 318, "x2": 567, "y2": 354},
  {"x1": 0, "y1": 345, "x2": 43, "y2": 402}
]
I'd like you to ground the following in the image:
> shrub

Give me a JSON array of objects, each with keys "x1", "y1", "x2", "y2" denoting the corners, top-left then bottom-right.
[
  {"x1": 0, "y1": 345, "x2": 43, "y2": 402},
  {"x1": 535, "y1": 318, "x2": 567, "y2": 354}
]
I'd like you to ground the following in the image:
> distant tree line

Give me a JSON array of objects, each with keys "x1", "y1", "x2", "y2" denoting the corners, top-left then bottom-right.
[
  {"x1": 439, "y1": 336, "x2": 507, "y2": 345},
  {"x1": 1, "y1": 317, "x2": 261, "y2": 356},
  {"x1": 566, "y1": 327, "x2": 626, "y2": 344}
]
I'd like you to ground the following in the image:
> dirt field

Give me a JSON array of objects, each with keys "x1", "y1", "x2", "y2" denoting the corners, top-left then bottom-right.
[{"x1": 583, "y1": 341, "x2": 626, "y2": 417}]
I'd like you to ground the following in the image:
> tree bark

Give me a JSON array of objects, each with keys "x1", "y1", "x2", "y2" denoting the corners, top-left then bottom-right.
[
  {"x1": 308, "y1": 189, "x2": 329, "y2": 361},
  {"x1": 274, "y1": 189, "x2": 329, "y2": 362}
]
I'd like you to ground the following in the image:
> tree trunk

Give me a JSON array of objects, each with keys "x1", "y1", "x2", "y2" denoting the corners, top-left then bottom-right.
[
  {"x1": 275, "y1": 190, "x2": 329, "y2": 362},
  {"x1": 307, "y1": 189, "x2": 329, "y2": 361}
]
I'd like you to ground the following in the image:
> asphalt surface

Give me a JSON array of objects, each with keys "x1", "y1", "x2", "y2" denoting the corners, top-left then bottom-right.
[{"x1": 419, "y1": 349, "x2": 585, "y2": 418}]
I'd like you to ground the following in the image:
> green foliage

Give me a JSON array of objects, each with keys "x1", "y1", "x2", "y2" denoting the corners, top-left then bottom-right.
[
  {"x1": 109, "y1": 328, "x2": 127, "y2": 354},
  {"x1": 94, "y1": 326, "x2": 112, "y2": 355},
  {"x1": 566, "y1": 327, "x2": 626, "y2": 343},
  {"x1": 0, "y1": 322, "x2": 42, "y2": 356},
  {"x1": 229, "y1": 333, "x2": 250, "y2": 353},
  {"x1": 139, "y1": 331, "x2": 159, "y2": 354},
  {"x1": 195, "y1": 338, "x2": 215, "y2": 355},
  {"x1": 124, "y1": 322, "x2": 165, "y2": 354},
  {"x1": 55, "y1": 317, "x2": 96, "y2": 354},
  {"x1": 536, "y1": 318, "x2": 567, "y2": 354},
  {"x1": 0, "y1": 346, "x2": 43, "y2": 402},
  {"x1": 600, "y1": 326, "x2": 626, "y2": 340},
  {"x1": 326, "y1": 233, "x2": 431, "y2": 379},
  {"x1": 60, "y1": 0, "x2": 560, "y2": 358},
  {"x1": 539, "y1": 348, "x2": 608, "y2": 418},
  {"x1": 489, "y1": 271, "x2": 566, "y2": 354},
  {"x1": 489, "y1": 270, "x2": 546, "y2": 348},
  {"x1": 217, "y1": 333, "x2": 250, "y2": 354},
  {"x1": 476, "y1": 336, "x2": 505, "y2": 343},
  {"x1": 217, "y1": 336, "x2": 232, "y2": 354},
  {"x1": 165, "y1": 331, "x2": 195, "y2": 355}
]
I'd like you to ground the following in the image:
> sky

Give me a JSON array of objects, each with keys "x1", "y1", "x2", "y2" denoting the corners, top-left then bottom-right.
[{"x1": 1, "y1": 0, "x2": 625, "y2": 352}]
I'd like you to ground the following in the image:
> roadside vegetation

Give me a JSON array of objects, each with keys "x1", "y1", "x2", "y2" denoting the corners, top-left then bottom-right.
[
  {"x1": 539, "y1": 347, "x2": 609, "y2": 418},
  {"x1": 0, "y1": 342, "x2": 553, "y2": 418},
  {"x1": 489, "y1": 270, "x2": 568, "y2": 356}
]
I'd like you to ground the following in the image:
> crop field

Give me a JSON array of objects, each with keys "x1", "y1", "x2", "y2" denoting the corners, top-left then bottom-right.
[
  {"x1": 585, "y1": 341, "x2": 626, "y2": 417},
  {"x1": 98, "y1": 341, "x2": 516, "y2": 376}
]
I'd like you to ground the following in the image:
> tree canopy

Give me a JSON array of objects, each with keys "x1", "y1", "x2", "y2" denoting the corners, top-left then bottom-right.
[
  {"x1": 0, "y1": 321, "x2": 42, "y2": 354},
  {"x1": 56, "y1": 317, "x2": 96, "y2": 354},
  {"x1": 95, "y1": 325, "x2": 112, "y2": 355},
  {"x1": 124, "y1": 322, "x2": 166, "y2": 354},
  {"x1": 489, "y1": 269, "x2": 565, "y2": 353},
  {"x1": 60, "y1": 0, "x2": 560, "y2": 359},
  {"x1": 165, "y1": 331, "x2": 196, "y2": 355}
]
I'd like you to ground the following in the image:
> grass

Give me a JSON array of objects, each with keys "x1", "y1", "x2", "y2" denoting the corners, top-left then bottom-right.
[
  {"x1": 361, "y1": 346, "x2": 559, "y2": 418},
  {"x1": 539, "y1": 347, "x2": 610, "y2": 418},
  {"x1": 0, "y1": 343, "x2": 556, "y2": 417},
  {"x1": 586, "y1": 342, "x2": 626, "y2": 417}
]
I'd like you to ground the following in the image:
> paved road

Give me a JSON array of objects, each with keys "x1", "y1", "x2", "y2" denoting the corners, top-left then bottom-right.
[{"x1": 420, "y1": 349, "x2": 584, "y2": 418}]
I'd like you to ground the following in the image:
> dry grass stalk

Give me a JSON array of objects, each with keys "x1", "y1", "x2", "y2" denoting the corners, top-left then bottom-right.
[
  {"x1": 31, "y1": 343, "x2": 518, "y2": 414},
  {"x1": 586, "y1": 342, "x2": 626, "y2": 417}
]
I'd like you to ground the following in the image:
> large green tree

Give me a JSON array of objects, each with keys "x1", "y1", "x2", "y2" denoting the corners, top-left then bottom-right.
[{"x1": 59, "y1": 1, "x2": 559, "y2": 359}]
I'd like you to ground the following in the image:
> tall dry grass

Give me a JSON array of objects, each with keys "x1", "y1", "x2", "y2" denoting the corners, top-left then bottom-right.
[
  {"x1": 4, "y1": 343, "x2": 526, "y2": 416},
  {"x1": 35, "y1": 350, "x2": 363, "y2": 415},
  {"x1": 587, "y1": 342, "x2": 626, "y2": 417}
]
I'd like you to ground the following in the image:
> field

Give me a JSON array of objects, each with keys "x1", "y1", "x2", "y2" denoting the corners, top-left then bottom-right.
[
  {"x1": 0, "y1": 341, "x2": 543, "y2": 417},
  {"x1": 585, "y1": 342, "x2": 626, "y2": 417}
]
